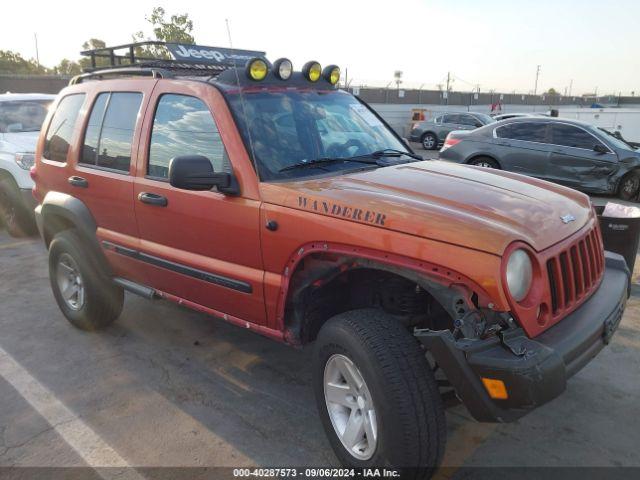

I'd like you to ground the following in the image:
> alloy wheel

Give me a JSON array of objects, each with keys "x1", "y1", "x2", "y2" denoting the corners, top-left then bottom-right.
[
  {"x1": 55, "y1": 253, "x2": 86, "y2": 311},
  {"x1": 324, "y1": 354, "x2": 377, "y2": 460}
]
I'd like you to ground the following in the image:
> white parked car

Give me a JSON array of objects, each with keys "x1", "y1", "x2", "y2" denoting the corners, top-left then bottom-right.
[{"x1": 0, "y1": 93, "x2": 55, "y2": 236}]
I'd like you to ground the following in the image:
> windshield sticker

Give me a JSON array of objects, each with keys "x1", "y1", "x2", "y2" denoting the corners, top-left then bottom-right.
[
  {"x1": 298, "y1": 196, "x2": 386, "y2": 226},
  {"x1": 350, "y1": 104, "x2": 384, "y2": 128}
]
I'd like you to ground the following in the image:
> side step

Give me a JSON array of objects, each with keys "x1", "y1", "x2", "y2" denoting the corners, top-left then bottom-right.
[{"x1": 113, "y1": 277, "x2": 157, "y2": 300}]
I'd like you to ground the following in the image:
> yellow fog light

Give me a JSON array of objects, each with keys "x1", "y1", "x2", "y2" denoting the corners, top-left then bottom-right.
[
  {"x1": 323, "y1": 65, "x2": 340, "y2": 85},
  {"x1": 303, "y1": 61, "x2": 321, "y2": 82},
  {"x1": 481, "y1": 377, "x2": 508, "y2": 400},
  {"x1": 273, "y1": 58, "x2": 293, "y2": 80},
  {"x1": 246, "y1": 58, "x2": 268, "y2": 81}
]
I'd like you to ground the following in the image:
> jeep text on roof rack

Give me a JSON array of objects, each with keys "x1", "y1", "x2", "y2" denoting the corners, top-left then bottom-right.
[{"x1": 32, "y1": 41, "x2": 630, "y2": 477}]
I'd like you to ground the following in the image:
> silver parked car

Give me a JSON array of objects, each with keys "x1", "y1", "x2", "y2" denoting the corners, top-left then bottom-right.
[
  {"x1": 438, "y1": 117, "x2": 640, "y2": 200},
  {"x1": 409, "y1": 112, "x2": 496, "y2": 150}
]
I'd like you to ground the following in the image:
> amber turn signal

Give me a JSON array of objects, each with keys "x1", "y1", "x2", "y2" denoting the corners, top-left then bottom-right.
[{"x1": 481, "y1": 377, "x2": 509, "y2": 400}]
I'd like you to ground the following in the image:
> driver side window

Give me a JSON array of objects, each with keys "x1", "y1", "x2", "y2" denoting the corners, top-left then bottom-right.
[{"x1": 148, "y1": 94, "x2": 230, "y2": 179}]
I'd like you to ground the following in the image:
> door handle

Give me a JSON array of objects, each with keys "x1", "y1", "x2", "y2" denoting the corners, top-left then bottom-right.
[
  {"x1": 68, "y1": 176, "x2": 88, "y2": 188},
  {"x1": 138, "y1": 192, "x2": 168, "y2": 207}
]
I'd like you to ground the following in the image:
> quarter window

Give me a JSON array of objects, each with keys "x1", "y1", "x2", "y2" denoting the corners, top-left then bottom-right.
[
  {"x1": 550, "y1": 124, "x2": 604, "y2": 150},
  {"x1": 148, "y1": 94, "x2": 229, "y2": 179},
  {"x1": 80, "y1": 92, "x2": 142, "y2": 172},
  {"x1": 495, "y1": 122, "x2": 548, "y2": 143},
  {"x1": 43, "y1": 94, "x2": 85, "y2": 162}
]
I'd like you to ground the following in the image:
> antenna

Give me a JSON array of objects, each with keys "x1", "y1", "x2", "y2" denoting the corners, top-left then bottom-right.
[{"x1": 225, "y1": 18, "x2": 259, "y2": 174}]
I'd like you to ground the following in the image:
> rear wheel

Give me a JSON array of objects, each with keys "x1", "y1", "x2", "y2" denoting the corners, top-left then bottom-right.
[
  {"x1": 618, "y1": 171, "x2": 640, "y2": 200},
  {"x1": 0, "y1": 178, "x2": 36, "y2": 237},
  {"x1": 421, "y1": 133, "x2": 438, "y2": 151},
  {"x1": 468, "y1": 156, "x2": 500, "y2": 169},
  {"x1": 49, "y1": 229, "x2": 123, "y2": 330},
  {"x1": 313, "y1": 309, "x2": 445, "y2": 478}
]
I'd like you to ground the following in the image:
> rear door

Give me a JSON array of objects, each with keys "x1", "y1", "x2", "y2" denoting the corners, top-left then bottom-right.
[
  {"x1": 547, "y1": 122, "x2": 619, "y2": 190},
  {"x1": 70, "y1": 83, "x2": 153, "y2": 283},
  {"x1": 132, "y1": 82, "x2": 266, "y2": 325},
  {"x1": 493, "y1": 122, "x2": 553, "y2": 178},
  {"x1": 439, "y1": 114, "x2": 462, "y2": 138}
]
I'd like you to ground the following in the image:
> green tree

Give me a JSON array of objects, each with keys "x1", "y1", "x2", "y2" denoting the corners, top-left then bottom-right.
[
  {"x1": 0, "y1": 50, "x2": 48, "y2": 74},
  {"x1": 53, "y1": 58, "x2": 82, "y2": 75},
  {"x1": 547, "y1": 87, "x2": 559, "y2": 95},
  {"x1": 132, "y1": 7, "x2": 196, "y2": 59}
]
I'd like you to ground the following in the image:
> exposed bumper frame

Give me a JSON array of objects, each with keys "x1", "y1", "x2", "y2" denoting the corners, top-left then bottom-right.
[{"x1": 415, "y1": 251, "x2": 630, "y2": 422}]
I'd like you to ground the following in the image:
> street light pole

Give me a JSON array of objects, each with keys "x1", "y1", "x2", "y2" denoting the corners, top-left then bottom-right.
[{"x1": 533, "y1": 65, "x2": 541, "y2": 96}]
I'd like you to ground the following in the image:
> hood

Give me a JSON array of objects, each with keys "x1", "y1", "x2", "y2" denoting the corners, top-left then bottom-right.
[
  {"x1": 262, "y1": 161, "x2": 593, "y2": 256},
  {"x1": 0, "y1": 132, "x2": 40, "y2": 153}
]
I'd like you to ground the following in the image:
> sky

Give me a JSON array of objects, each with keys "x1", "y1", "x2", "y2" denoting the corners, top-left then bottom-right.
[{"x1": 2, "y1": 0, "x2": 639, "y2": 96}]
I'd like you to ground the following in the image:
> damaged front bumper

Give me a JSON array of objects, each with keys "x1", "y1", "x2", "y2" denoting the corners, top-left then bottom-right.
[{"x1": 415, "y1": 251, "x2": 630, "y2": 422}]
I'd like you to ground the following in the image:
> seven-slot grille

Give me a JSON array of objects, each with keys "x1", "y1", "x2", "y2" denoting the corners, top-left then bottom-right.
[{"x1": 546, "y1": 224, "x2": 604, "y2": 317}]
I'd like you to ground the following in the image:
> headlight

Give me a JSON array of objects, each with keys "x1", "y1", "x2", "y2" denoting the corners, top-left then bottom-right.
[
  {"x1": 15, "y1": 153, "x2": 35, "y2": 170},
  {"x1": 505, "y1": 249, "x2": 533, "y2": 302}
]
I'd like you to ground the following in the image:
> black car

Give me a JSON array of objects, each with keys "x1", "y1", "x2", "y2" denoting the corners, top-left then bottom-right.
[{"x1": 439, "y1": 117, "x2": 640, "y2": 200}]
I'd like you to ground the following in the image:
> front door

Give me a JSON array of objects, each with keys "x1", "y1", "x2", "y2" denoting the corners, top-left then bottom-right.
[
  {"x1": 132, "y1": 84, "x2": 265, "y2": 325},
  {"x1": 547, "y1": 122, "x2": 619, "y2": 191}
]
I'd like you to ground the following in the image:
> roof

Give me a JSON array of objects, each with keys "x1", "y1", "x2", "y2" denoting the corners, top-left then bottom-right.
[{"x1": 0, "y1": 93, "x2": 57, "y2": 102}]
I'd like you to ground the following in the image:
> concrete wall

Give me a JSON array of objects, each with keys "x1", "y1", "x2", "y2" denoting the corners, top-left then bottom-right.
[{"x1": 0, "y1": 75, "x2": 71, "y2": 94}]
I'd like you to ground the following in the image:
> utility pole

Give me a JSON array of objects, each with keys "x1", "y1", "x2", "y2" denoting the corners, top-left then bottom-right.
[
  {"x1": 568, "y1": 79, "x2": 573, "y2": 97},
  {"x1": 446, "y1": 72, "x2": 451, "y2": 93},
  {"x1": 34, "y1": 33, "x2": 40, "y2": 68},
  {"x1": 533, "y1": 65, "x2": 541, "y2": 96}
]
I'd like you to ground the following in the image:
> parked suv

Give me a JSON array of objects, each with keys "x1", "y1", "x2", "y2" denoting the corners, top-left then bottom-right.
[
  {"x1": 439, "y1": 117, "x2": 640, "y2": 200},
  {"x1": 409, "y1": 112, "x2": 496, "y2": 150},
  {"x1": 33, "y1": 42, "x2": 630, "y2": 477},
  {"x1": 0, "y1": 93, "x2": 55, "y2": 236}
]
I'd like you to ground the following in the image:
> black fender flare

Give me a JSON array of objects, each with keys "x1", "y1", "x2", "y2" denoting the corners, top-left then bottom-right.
[{"x1": 37, "y1": 191, "x2": 112, "y2": 276}]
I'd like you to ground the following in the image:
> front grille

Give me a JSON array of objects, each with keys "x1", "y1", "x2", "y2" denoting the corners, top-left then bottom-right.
[{"x1": 546, "y1": 224, "x2": 604, "y2": 317}]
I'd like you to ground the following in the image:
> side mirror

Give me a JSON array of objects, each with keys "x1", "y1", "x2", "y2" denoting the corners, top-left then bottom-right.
[
  {"x1": 169, "y1": 155, "x2": 239, "y2": 195},
  {"x1": 593, "y1": 144, "x2": 609, "y2": 154}
]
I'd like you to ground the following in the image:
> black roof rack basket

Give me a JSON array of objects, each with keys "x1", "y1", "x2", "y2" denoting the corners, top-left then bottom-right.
[{"x1": 71, "y1": 41, "x2": 266, "y2": 85}]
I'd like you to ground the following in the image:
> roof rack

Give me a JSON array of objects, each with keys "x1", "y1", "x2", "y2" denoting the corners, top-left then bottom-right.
[{"x1": 72, "y1": 41, "x2": 266, "y2": 84}]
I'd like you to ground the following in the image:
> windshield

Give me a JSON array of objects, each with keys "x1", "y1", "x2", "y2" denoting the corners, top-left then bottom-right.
[
  {"x1": 473, "y1": 113, "x2": 496, "y2": 125},
  {"x1": 226, "y1": 89, "x2": 408, "y2": 180},
  {"x1": 596, "y1": 127, "x2": 637, "y2": 151},
  {"x1": 0, "y1": 100, "x2": 52, "y2": 133}
]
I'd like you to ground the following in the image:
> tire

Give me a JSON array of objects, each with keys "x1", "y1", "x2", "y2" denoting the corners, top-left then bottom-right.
[
  {"x1": 49, "y1": 229, "x2": 123, "y2": 330},
  {"x1": 0, "y1": 177, "x2": 37, "y2": 237},
  {"x1": 421, "y1": 133, "x2": 438, "y2": 151},
  {"x1": 313, "y1": 309, "x2": 446, "y2": 478},
  {"x1": 468, "y1": 156, "x2": 500, "y2": 169},
  {"x1": 618, "y1": 171, "x2": 640, "y2": 201}
]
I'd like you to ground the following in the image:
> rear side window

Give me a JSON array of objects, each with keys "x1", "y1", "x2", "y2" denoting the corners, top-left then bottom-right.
[
  {"x1": 148, "y1": 94, "x2": 229, "y2": 179},
  {"x1": 43, "y1": 94, "x2": 85, "y2": 162},
  {"x1": 80, "y1": 92, "x2": 142, "y2": 172},
  {"x1": 550, "y1": 124, "x2": 603, "y2": 150},
  {"x1": 495, "y1": 122, "x2": 548, "y2": 143}
]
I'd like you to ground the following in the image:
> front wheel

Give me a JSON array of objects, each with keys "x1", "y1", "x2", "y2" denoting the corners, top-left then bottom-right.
[
  {"x1": 421, "y1": 133, "x2": 438, "y2": 151},
  {"x1": 313, "y1": 309, "x2": 445, "y2": 478},
  {"x1": 618, "y1": 171, "x2": 640, "y2": 200}
]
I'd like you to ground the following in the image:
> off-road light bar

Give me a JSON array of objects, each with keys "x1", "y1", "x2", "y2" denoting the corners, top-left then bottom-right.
[
  {"x1": 322, "y1": 65, "x2": 340, "y2": 85},
  {"x1": 273, "y1": 58, "x2": 293, "y2": 80},
  {"x1": 302, "y1": 61, "x2": 322, "y2": 82},
  {"x1": 246, "y1": 58, "x2": 268, "y2": 81}
]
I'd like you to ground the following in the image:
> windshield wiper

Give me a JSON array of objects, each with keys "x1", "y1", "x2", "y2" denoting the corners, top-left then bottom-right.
[
  {"x1": 362, "y1": 149, "x2": 423, "y2": 161},
  {"x1": 279, "y1": 156, "x2": 381, "y2": 173}
]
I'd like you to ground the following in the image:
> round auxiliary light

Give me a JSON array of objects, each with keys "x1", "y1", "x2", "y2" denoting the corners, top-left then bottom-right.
[
  {"x1": 322, "y1": 65, "x2": 340, "y2": 85},
  {"x1": 302, "y1": 61, "x2": 322, "y2": 82},
  {"x1": 273, "y1": 58, "x2": 293, "y2": 80},
  {"x1": 246, "y1": 58, "x2": 268, "y2": 81}
]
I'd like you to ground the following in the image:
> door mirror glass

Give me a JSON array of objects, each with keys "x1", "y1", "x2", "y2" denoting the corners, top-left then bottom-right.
[
  {"x1": 593, "y1": 144, "x2": 609, "y2": 154},
  {"x1": 169, "y1": 155, "x2": 239, "y2": 195}
]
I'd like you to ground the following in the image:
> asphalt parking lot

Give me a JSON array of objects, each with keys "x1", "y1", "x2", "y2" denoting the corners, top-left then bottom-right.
[{"x1": 0, "y1": 187, "x2": 639, "y2": 476}]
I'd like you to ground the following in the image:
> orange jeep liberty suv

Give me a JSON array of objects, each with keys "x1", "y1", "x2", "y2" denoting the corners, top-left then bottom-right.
[{"x1": 32, "y1": 42, "x2": 630, "y2": 478}]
